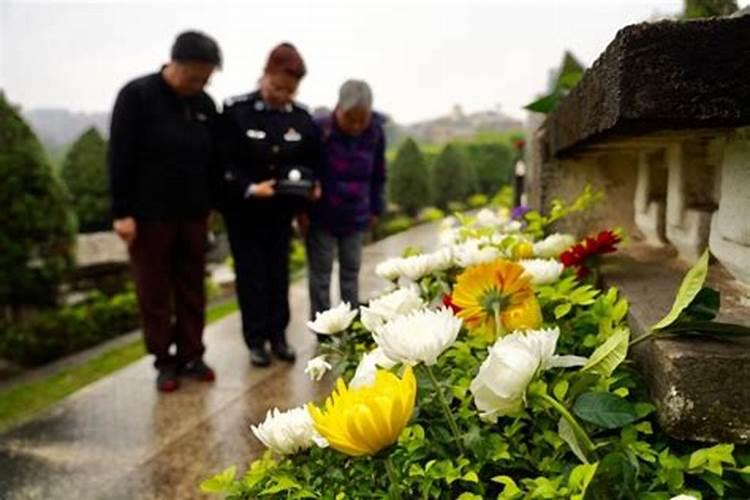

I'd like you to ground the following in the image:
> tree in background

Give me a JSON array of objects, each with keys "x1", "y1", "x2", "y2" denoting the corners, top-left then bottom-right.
[
  {"x1": 684, "y1": 0, "x2": 737, "y2": 17},
  {"x1": 462, "y1": 142, "x2": 513, "y2": 195},
  {"x1": 431, "y1": 143, "x2": 471, "y2": 209},
  {"x1": 388, "y1": 138, "x2": 431, "y2": 216},
  {"x1": 61, "y1": 127, "x2": 110, "y2": 232},
  {"x1": 0, "y1": 92, "x2": 76, "y2": 317}
]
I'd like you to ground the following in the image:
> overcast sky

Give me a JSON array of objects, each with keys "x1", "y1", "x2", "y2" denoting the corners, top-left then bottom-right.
[{"x1": 1, "y1": 0, "x2": 747, "y2": 123}]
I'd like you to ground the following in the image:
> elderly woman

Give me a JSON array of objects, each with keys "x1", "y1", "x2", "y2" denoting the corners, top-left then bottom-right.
[
  {"x1": 109, "y1": 31, "x2": 221, "y2": 392},
  {"x1": 303, "y1": 80, "x2": 386, "y2": 325},
  {"x1": 218, "y1": 43, "x2": 321, "y2": 366}
]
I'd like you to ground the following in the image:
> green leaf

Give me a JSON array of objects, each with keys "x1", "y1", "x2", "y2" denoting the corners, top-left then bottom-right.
[
  {"x1": 200, "y1": 465, "x2": 237, "y2": 493},
  {"x1": 456, "y1": 493, "x2": 482, "y2": 500},
  {"x1": 524, "y1": 92, "x2": 563, "y2": 114},
  {"x1": 554, "y1": 380, "x2": 570, "y2": 401},
  {"x1": 684, "y1": 287, "x2": 720, "y2": 321},
  {"x1": 584, "y1": 452, "x2": 639, "y2": 500},
  {"x1": 581, "y1": 328, "x2": 629, "y2": 377},
  {"x1": 559, "y1": 417, "x2": 589, "y2": 464},
  {"x1": 555, "y1": 302, "x2": 573, "y2": 319},
  {"x1": 461, "y1": 471, "x2": 479, "y2": 483},
  {"x1": 568, "y1": 463, "x2": 599, "y2": 493},
  {"x1": 652, "y1": 249, "x2": 710, "y2": 330},
  {"x1": 492, "y1": 475, "x2": 522, "y2": 499},
  {"x1": 573, "y1": 392, "x2": 638, "y2": 429},
  {"x1": 688, "y1": 443, "x2": 735, "y2": 475},
  {"x1": 661, "y1": 321, "x2": 750, "y2": 337}
]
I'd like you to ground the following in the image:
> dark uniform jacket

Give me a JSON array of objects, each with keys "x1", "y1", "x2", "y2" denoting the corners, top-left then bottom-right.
[
  {"x1": 216, "y1": 91, "x2": 321, "y2": 217},
  {"x1": 108, "y1": 71, "x2": 218, "y2": 220}
]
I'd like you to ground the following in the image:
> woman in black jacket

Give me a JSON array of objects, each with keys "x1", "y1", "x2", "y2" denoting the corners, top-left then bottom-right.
[{"x1": 217, "y1": 43, "x2": 320, "y2": 367}]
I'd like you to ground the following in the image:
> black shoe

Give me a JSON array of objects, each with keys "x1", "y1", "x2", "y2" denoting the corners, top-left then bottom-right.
[
  {"x1": 271, "y1": 341, "x2": 296, "y2": 362},
  {"x1": 156, "y1": 366, "x2": 180, "y2": 392},
  {"x1": 179, "y1": 359, "x2": 216, "y2": 382},
  {"x1": 249, "y1": 347, "x2": 271, "y2": 367}
]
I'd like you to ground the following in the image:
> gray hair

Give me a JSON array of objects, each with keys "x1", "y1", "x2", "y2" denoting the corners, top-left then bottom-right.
[{"x1": 338, "y1": 79, "x2": 373, "y2": 112}]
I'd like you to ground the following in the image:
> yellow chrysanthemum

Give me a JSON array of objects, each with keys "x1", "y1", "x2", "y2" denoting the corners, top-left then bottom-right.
[
  {"x1": 307, "y1": 366, "x2": 416, "y2": 457},
  {"x1": 452, "y1": 259, "x2": 541, "y2": 337},
  {"x1": 512, "y1": 241, "x2": 535, "y2": 260}
]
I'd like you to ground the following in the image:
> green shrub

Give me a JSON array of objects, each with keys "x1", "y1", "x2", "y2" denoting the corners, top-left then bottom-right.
[
  {"x1": 375, "y1": 215, "x2": 412, "y2": 240},
  {"x1": 418, "y1": 206, "x2": 445, "y2": 223},
  {"x1": 684, "y1": 0, "x2": 737, "y2": 18},
  {"x1": 461, "y1": 142, "x2": 513, "y2": 195},
  {"x1": 0, "y1": 290, "x2": 139, "y2": 366},
  {"x1": 466, "y1": 193, "x2": 488, "y2": 208},
  {"x1": 431, "y1": 144, "x2": 472, "y2": 209},
  {"x1": 290, "y1": 237, "x2": 306, "y2": 275},
  {"x1": 387, "y1": 138, "x2": 431, "y2": 217},
  {"x1": 60, "y1": 128, "x2": 110, "y2": 233},
  {"x1": 0, "y1": 92, "x2": 76, "y2": 313},
  {"x1": 491, "y1": 185, "x2": 514, "y2": 208},
  {"x1": 446, "y1": 201, "x2": 466, "y2": 213}
]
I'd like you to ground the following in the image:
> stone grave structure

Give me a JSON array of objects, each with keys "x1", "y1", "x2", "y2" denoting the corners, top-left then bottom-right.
[{"x1": 526, "y1": 15, "x2": 750, "y2": 443}]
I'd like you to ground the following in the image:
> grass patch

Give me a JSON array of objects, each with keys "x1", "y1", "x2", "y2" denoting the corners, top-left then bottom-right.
[{"x1": 0, "y1": 298, "x2": 238, "y2": 434}]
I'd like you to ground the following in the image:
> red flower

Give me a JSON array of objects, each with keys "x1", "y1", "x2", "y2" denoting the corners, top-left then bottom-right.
[
  {"x1": 442, "y1": 294, "x2": 462, "y2": 314},
  {"x1": 560, "y1": 230, "x2": 621, "y2": 279}
]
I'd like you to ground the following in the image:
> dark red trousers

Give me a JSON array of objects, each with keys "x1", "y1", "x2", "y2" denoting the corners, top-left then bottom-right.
[{"x1": 129, "y1": 217, "x2": 207, "y2": 369}]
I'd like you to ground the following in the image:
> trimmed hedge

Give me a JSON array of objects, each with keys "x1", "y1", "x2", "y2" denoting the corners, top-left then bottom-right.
[{"x1": 0, "y1": 291, "x2": 138, "y2": 366}]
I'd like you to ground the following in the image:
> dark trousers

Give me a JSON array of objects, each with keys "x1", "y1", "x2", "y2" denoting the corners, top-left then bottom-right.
[
  {"x1": 224, "y1": 211, "x2": 292, "y2": 349},
  {"x1": 306, "y1": 226, "x2": 364, "y2": 318},
  {"x1": 129, "y1": 217, "x2": 207, "y2": 369}
]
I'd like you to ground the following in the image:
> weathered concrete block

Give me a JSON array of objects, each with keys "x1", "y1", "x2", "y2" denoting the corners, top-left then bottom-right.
[
  {"x1": 605, "y1": 249, "x2": 750, "y2": 443},
  {"x1": 710, "y1": 127, "x2": 750, "y2": 284},
  {"x1": 634, "y1": 150, "x2": 668, "y2": 245},
  {"x1": 545, "y1": 16, "x2": 750, "y2": 157}
]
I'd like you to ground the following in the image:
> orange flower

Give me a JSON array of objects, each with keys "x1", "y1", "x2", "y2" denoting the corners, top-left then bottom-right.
[{"x1": 452, "y1": 260, "x2": 541, "y2": 338}]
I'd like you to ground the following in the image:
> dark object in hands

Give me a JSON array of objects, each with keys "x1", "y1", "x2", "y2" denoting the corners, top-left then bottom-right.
[{"x1": 275, "y1": 165, "x2": 314, "y2": 197}]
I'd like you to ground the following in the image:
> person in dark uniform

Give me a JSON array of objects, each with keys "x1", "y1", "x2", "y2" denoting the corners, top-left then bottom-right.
[
  {"x1": 108, "y1": 31, "x2": 221, "y2": 391},
  {"x1": 217, "y1": 43, "x2": 321, "y2": 367}
]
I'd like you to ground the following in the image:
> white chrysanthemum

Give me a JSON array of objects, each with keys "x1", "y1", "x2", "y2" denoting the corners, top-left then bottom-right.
[
  {"x1": 533, "y1": 233, "x2": 575, "y2": 258},
  {"x1": 452, "y1": 240, "x2": 502, "y2": 268},
  {"x1": 476, "y1": 208, "x2": 505, "y2": 227},
  {"x1": 500, "y1": 220, "x2": 523, "y2": 233},
  {"x1": 306, "y1": 302, "x2": 357, "y2": 335},
  {"x1": 426, "y1": 247, "x2": 454, "y2": 272},
  {"x1": 520, "y1": 258, "x2": 565, "y2": 285},
  {"x1": 375, "y1": 257, "x2": 403, "y2": 281},
  {"x1": 669, "y1": 495, "x2": 698, "y2": 500},
  {"x1": 373, "y1": 307, "x2": 462, "y2": 366},
  {"x1": 470, "y1": 327, "x2": 586, "y2": 422},
  {"x1": 304, "y1": 355, "x2": 332, "y2": 382},
  {"x1": 251, "y1": 406, "x2": 328, "y2": 456},
  {"x1": 349, "y1": 347, "x2": 398, "y2": 388},
  {"x1": 360, "y1": 287, "x2": 425, "y2": 332}
]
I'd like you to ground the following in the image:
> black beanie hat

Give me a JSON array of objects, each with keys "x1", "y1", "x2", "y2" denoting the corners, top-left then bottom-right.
[{"x1": 171, "y1": 31, "x2": 222, "y2": 67}]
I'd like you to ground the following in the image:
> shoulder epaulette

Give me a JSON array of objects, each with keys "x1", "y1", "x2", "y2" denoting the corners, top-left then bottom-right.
[{"x1": 223, "y1": 93, "x2": 252, "y2": 108}]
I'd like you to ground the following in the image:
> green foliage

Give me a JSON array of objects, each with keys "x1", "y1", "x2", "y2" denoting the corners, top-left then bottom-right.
[
  {"x1": 525, "y1": 51, "x2": 586, "y2": 114},
  {"x1": 463, "y1": 142, "x2": 514, "y2": 195},
  {"x1": 290, "y1": 237, "x2": 306, "y2": 276},
  {"x1": 431, "y1": 144, "x2": 473, "y2": 209},
  {"x1": 388, "y1": 138, "x2": 431, "y2": 216},
  {"x1": 466, "y1": 194, "x2": 488, "y2": 208},
  {"x1": 524, "y1": 185, "x2": 603, "y2": 239},
  {"x1": 652, "y1": 250, "x2": 710, "y2": 330},
  {"x1": 375, "y1": 215, "x2": 413, "y2": 240},
  {"x1": 684, "y1": 0, "x2": 738, "y2": 18},
  {"x1": 418, "y1": 206, "x2": 446, "y2": 223},
  {"x1": 0, "y1": 290, "x2": 138, "y2": 365},
  {"x1": 60, "y1": 127, "x2": 110, "y2": 233},
  {"x1": 0, "y1": 92, "x2": 76, "y2": 310},
  {"x1": 203, "y1": 195, "x2": 750, "y2": 499}
]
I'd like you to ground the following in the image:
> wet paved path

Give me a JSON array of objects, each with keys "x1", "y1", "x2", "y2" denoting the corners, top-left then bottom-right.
[{"x1": 0, "y1": 222, "x2": 441, "y2": 500}]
